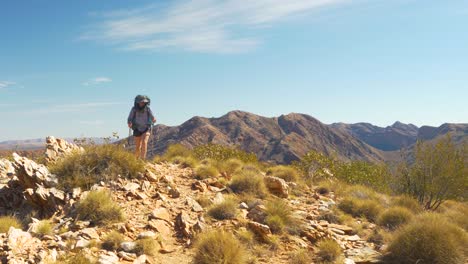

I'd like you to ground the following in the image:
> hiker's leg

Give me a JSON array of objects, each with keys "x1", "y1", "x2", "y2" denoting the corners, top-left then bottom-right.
[
  {"x1": 134, "y1": 136, "x2": 142, "y2": 158},
  {"x1": 141, "y1": 131, "x2": 150, "y2": 160}
]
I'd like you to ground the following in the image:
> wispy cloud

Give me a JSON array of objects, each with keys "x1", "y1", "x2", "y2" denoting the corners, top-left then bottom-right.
[
  {"x1": 10, "y1": 102, "x2": 126, "y2": 115},
  {"x1": 82, "y1": 0, "x2": 349, "y2": 53},
  {"x1": 0, "y1": 81, "x2": 16, "y2": 89},
  {"x1": 82, "y1": 77, "x2": 112, "y2": 86}
]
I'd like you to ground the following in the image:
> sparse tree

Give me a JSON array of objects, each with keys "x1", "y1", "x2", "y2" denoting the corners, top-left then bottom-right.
[{"x1": 396, "y1": 135, "x2": 467, "y2": 210}]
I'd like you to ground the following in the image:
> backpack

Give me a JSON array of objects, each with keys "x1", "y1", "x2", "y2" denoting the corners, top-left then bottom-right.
[{"x1": 134, "y1": 95, "x2": 151, "y2": 108}]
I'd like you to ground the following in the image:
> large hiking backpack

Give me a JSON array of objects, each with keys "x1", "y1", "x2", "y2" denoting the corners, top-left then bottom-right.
[{"x1": 134, "y1": 95, "x2": 151, "y2": 108}]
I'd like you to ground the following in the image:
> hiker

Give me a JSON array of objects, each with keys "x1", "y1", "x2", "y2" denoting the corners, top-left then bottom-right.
[{"x1": 127, "y1": 95, "x2": 156, "y2": 159}]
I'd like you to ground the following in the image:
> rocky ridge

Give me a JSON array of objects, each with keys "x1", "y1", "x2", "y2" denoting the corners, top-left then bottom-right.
[{"x1": 0, "y1": 138, "x2": 382, "y2": 264}]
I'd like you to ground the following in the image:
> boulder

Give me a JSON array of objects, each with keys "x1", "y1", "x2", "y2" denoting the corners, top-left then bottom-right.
[
  {"x1": 248, "y1": 221, "x2": 271, "y2": 237},
  {"x1": 10, "y1": 153, "x2": 65, "y2": 216},
  {"x1": 264, "y1": 176, "x2": 289, "y2": 198},
  {"x1": 13, "y1": 153, "x2": 58, "y2": 189}
]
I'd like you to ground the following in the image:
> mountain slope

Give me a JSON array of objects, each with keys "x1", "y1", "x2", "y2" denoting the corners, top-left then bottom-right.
[
  {"x1": 147, "y1": 111, "x2": 385, "y2": 163},
  {"x1": 331, "y1": 122, "x2": 419, "y2": 151},
  {"x1": 332, "y1": 122, "x2": 467, "y2": 152}
]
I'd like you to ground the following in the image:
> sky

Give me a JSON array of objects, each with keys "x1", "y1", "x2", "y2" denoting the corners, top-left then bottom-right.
[{"x1": 1, "y1": 0, "x2": 467, "y2": 141}]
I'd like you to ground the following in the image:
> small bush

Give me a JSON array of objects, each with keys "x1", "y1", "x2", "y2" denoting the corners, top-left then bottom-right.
[
  {"x1": 134, "y1": 238, "x2": 159, "y2": 256},
  {"x1": 36, "y1": 220, "x2": 53, "y2": 236},
  {"x1": 75, "y1": 190, "x2": 125, "y2": 226},
  {"x1": 377, "y1": 207, "x2": 413, "y2": 230},
  {"x1": 317, "y1": 239, "x2": 341, "y2": 262},
  {"x1": 266, "y1": 165, "x2": 299, "y2": 182},
  {"x1": 102, "y1": 231, "x2": 125, "y2": 251},
  {"x1": 229, "y1": 171, "x2": 267, "y2": 198},
  {"x1": 338, "y1": 197, "x2": 382, "y2": 222},
  {"x1": 0, "y1": 216, "x2": 22, "y2": 233},
  {"x1": 163, "y1": 144, "x2": 192, "y2": 160},
  {"x1": 194, "y1": 165, "x2": 219, "y2": 180},
  {"x1": 392, "y1": 195, "x2": 422, "y2": 213},
  {"x1": 290, "y1": 249, "x2": 312, "y2": 264},
  {"x1": 265, "y1": 199, "x2": 298, "y2": 234},
  {"x1": 170, "y1": 155, "x2": 198, "y2": 168},
  {"x1": 50, "y1": 144, "x2": 144, "y2": 190},
  {"x1": 386, "y1": 213, "x2": 468, "y2": 264},
  {"x1": 208, "y1": 199, "x2": 238, "y2": 220},
  {"x1": 218, "y1": 158, "x2": 244, "y2": 177},
  {"x1": 193, "y1": 230, "x2": 248, "y2": 264}
]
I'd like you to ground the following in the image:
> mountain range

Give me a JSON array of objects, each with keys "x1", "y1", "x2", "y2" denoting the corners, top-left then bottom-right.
[{"x1": 146, "y1": 111, "x2": 467, "y2": 164}]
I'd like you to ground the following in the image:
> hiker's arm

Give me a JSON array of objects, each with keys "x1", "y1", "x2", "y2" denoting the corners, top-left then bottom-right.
[
  {"x1": 149, "y1": 108, "x2": 156, "y2": 124},
  {"x1": 127, "y1": 108, "x2": 135, "y2": 128}
]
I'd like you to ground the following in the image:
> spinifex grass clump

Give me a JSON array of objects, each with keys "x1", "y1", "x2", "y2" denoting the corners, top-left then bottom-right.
[
  {"x1": 317, "y1": 239, "x2": 341, "y2": 262},
  {"x1": 193, "y1": 230, "x2": 249, "y2": 264},
  {"x1": 385, "y1": 213, "x2": 468, "y2": 264},
  {"x1": 377, "y1": 206, "x2": 413, "y2": 230},
  {"x1": 0, "y1": 216, "x2": 22, "y2": 233},
  {"x1": 75, "y1": 190, "x2": 125, "y2": 226},
  {"x1": 207, "y1": 198, "x2": 238, "y2": 220},
  {"x1": 50, "y1": 144, "x2": 144, "y2": 190},
  {"x1": 266, "y1": 165, "x2": 300, "y2": 182},
  {"x1": 264, "y1": 199, "x2": 298, "y2": 234},
  {"x1": 229, "y1": 171, "x2": 267, "y2": 198},
  {"x1": 101, "y1": 231, "x2": 125, "y2": 251},
  {"x1": 194, "y1": 164, "x2": 219, "y2": 180}
]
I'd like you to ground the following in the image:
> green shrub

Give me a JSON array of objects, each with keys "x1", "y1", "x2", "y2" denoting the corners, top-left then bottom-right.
[
  {"x1": 170, "y1": 155, "x2": 198, "y2": 168},
  {"x1": 50, "y1": 144, "x2": 144, "y2": 190},
  {"x1": 101, "y1": 231, "x2": 125, "y2": 251},
  {"x1": 338, "y1": 197, "x2": 383, "y2": 222},
  {"x1": 266, "y1": 165, "x2": 300, "y2": 182},
  {"x1": 75, "y1": 190, "x2": 125, "y2": 226},
  {"x1": 229, "y1": 171, "x2": 267, "y2": 198},
  {"x1": 163, "y1": 144, "x2": 192, "y2": 160},
  {"x1": 292, "y1": 150, "x2": 336, "y2": 183},
  {"x1": 194, "y1": 165, "x2": 219, "y2": 180},
  {"x1": 377, "y1": 207, "x2": 413, "y2": 230},
  {"x1": 392, "y1": 195, "x2": 422, "y2": 213},
  {"x1": 289, "y1": 249, "x2": 312, "y2": 264},
  {"x1": 386, "y1": 213, "x2": 468, "y2": 264},
  {"x1": 317, "y1": 239, "x2": 341, "y2": 262},
  {"x1": 0, "y1": 216, "x2": 22, "y2": 233},
  {"x1": 193, "y1": 144, "x2": 258, "y2": 163},
  {"x1": 208, "y1": 199, "x2": 238, "y2": 220},
  {"x1": 334, "y1": 161, "x2": 391, "y2": 192},
  {"x1": 134, "y1": 238, "x2": 159, "y2": 256},
  {"x1": 218, "y1": 158, "x2": 244, "y2": 177},
  {"x1": 193, "y1": 230, "x2": 248, "y2": 264},
  {"x1": 265, "y1": 199, "x2": 298, "y2": 234},
  {"x1": 394, "y1": 136, "x2": 467, "y2": 210},
  {"x1": 35, "y1": 219, "x2": 53, "y2": 236}
]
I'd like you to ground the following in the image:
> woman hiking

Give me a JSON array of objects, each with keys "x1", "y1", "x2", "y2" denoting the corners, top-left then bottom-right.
[{"x1": 127, "y1": 95, "x2": 156, "y2": 159}]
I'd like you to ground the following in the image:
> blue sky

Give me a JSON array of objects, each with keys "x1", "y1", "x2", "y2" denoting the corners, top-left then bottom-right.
[{"x1": 1, "y1": 0, "x2": 467, "y2": 141}]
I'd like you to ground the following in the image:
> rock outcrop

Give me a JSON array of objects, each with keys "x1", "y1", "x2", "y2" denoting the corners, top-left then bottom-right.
[{"x1": 44, "y1": 136, "x2": 83, "y2": 163}]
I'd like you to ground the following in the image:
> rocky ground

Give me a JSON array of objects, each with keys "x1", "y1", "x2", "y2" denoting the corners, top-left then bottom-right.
[{"x1": 0, "y1": 137, "x2": 382, "y2": 264}]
